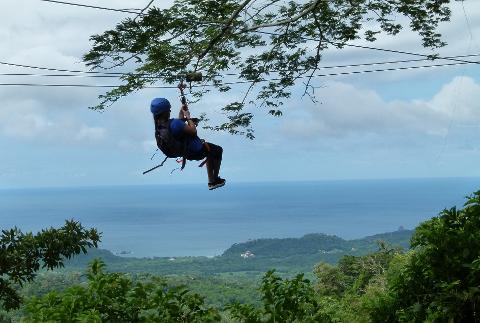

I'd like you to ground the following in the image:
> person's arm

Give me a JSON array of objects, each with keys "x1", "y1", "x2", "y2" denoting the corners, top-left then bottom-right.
[
  {"x1": 181, "y1": 109, "x2": 197, "y2": 136},
  {"x1": 183, "y1": 118, "x2": 197, "y2": 136},
  {"x1": 178, "y1": 106, "x2": 185, "y2": 119}
]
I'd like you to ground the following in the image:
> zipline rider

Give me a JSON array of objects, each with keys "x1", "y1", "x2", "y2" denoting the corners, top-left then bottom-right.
[{"x1": 151, "y1": 98, "x2": 226, "y2": 190}]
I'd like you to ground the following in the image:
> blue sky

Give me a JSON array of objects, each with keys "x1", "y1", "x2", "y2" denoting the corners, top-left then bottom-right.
[{"x1": 0, "y1": 0, "x2": 479, "y2": 189}]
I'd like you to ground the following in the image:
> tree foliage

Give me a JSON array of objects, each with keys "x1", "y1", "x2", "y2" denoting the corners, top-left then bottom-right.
[
  {"x1": 25, "y1": 259, "x2": 220, "y2": 322},
  {"x1": 0, "y1": 220, "x2": 100, "y2": 310},
  {"x1": 313, "y1": 191, "x2": 480, "y2": 322},
  {"x1": 84, "y1": 0, "x2": 453, "y2": 138},
  {"x1": 227, "y1": 270, "x2": 327, "y2": 322},
  {"x1": 382, "y1": 191, "x2": 480, "y2": 322},
  {"x1": 5, "y1": 190, "x2": 480, "y2": 321},
  {"x1": 312, "y1": 245, "x2": 405, "y2": 322}
]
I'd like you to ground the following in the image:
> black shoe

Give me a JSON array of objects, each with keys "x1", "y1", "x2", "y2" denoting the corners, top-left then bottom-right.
[{"x1": 208, "y1": 177, "x2": 226, "y2": 190}]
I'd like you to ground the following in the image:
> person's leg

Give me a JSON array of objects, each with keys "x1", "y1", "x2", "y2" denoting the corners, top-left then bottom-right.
[
  {"x1": 186, "y1": 146, "x2": 215, "y2": 184},
  {"x1": 206, "y1": 159, "x2": 215, "y2": 184},
  {"x1": 214, "y1": 156, "x2": 222, "y2": 179},
  {"x1": 207, "y1": 143, "x2": 223, "y2": 179},
  {"x1": 205, "y1": 143, "x2": 225, "y2": 189}
]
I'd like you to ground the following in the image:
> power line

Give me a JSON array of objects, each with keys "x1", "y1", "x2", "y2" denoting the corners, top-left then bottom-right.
[
  {"x1": 0, "y1": 61, "x2": 124, "y2": 75},
  {"x1": 134, "y1": 0, "x2": 154, "y2": 21},
  {"x1": 0, "y1": 83, "x2": 172, "y2": 88},
  {"x1": 225, "y1": 61, "x2": 476, "y2": 85},
  {"x1": 1, "y1": 54, "x2": 479, "y2": 79},
  {"x1": 255, "y1": 31, "x2": 480, "y2": 65},
  {"x1": 312, "y1": 61, "x2": 475, "y2": 77},
  {"x1": 34, "y1": 2, "x2": 470, "y2": 64},
  {"x1": 39, "y1": 0, "x2": 143, "y2": 15},
  {"x1": 0, "y1": 73, "x2": 124, "y2": 78},
  {"x1": 0, "y1": 60, "x2": 475, "y2": 88}
]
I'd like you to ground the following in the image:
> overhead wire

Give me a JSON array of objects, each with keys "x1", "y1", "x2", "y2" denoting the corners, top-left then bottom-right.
[
  {"x1": 11, "y1": 0, "x2": 479, "y2": 89},
  {"x1": 255, "y1": 31, "x2": 480, "y2": 65},
  {"x1": 0, "y1": 60, "x2": 124, "y2": 75},
  {"x1": 1, "y1": 54, "x2": 479, "y2": 79},
  {"x1": 35, "y1": 0, "x2": 476, "y2": 65},
  {"x1": 38, "y1": 0, "x2": 143, "y2": 15},
  {"x1": 435, "y1": 0, "x2": 478, "y2": 164},
  {"x1": 134, "y1": 0, "x2": 154, "y2": 21},
  {"x1": 460, "y1": 0, "x2": 475, "y2": 47},
  {"x1": 28, "y1": 0, "x2": 480, "y2": 166},
  {"x1": 0, "y1": 60, "x2": 476, "y2": 88}
]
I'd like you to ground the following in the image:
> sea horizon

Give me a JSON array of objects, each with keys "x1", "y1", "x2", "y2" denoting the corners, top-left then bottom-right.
[
  {"x1": 1, "y1": 175, "x2": 479, "y2": 191},
  {"x1": 1, "y1": 177, "x2": 479, "y2": 257}
]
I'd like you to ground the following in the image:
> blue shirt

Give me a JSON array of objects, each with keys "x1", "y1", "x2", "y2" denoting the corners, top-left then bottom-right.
[{"x1": 169, "y1": 119, "x2": 203, "y2": 153}]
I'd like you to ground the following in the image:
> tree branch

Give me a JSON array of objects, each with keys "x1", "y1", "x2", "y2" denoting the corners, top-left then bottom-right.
[
  {"x1": 242, "y1": 0, "x2": 323, "y2": 32},
  {"x1": 133, "y1": 0, "x2": 154, "y2": 22},
  {"x1": 243, "y1": 0, "x2": 283, "y2": 25},
  {"x1": 197, "y1": 0, "x2": 255, "y2": 62},
  {"x1": 303, "y1": 11, "x2": 324, "y2": 99}
]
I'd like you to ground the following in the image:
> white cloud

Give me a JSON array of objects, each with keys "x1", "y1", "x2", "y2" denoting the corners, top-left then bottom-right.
[
  {"x1": 429, "y1": 76, "x2": 480, "y2": 123},
  {"x1": 3, "y1": 113, "x2": 52, "y2": 139},
  {"x1": 0, "y1": 0, "x2": 479, "y2": 187},
  {"x1": 281, "y1": 76, "x2": 480, "y2": 139},
  {"x1": 0, "y1": 100, "x2": 107, "y2": 143},
  {"x1": 75, "y1": 125, "x2": 106, "y2": 142}
]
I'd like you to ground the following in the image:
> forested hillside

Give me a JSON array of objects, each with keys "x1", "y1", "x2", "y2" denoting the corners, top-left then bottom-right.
[
  {"x1": 2, "y1": 191, "x2": 480, "y2": 322},
  {"x1": 63, "y1": 230, "x2": 412, "y2": 276}
]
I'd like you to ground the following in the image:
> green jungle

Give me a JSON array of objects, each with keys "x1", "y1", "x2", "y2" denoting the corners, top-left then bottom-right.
[{"x1": 1, "y1": 191, "x2": 479, "y2": 322}]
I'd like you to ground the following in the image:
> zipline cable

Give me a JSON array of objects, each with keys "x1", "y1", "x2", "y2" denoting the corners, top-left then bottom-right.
[
  {"x1": 134, "y1": 0, "x2": 154, "y2": 21},
  {"x1": 255, "y1": 31, "x2": 480, "y2": 65},
  {"x1": 34, "y1": 2, "x2": 471, "y2": 64},
  {"x1": 0, "y1": 60, "x2": 476, "y2": 88},
  {"x1": 1, "y1": 54, "x2": 479, "y2": 78},
  {"x1": 38, "y1": 0, "x2": 142, "y2": 15},
  {"x1": 0, "y1": 61, "x2": 125, "y2": 75}
]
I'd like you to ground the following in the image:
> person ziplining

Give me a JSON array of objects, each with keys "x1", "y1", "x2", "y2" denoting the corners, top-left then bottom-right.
[{"x1": 148, "y1": 77, "x2": 226, "y2": 190}]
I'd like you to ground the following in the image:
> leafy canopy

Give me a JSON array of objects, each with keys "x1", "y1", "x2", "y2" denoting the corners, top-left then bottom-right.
[
  {"x1": 311, "y1": 191, "x2": 480, "y2": 322},
  {"x1": 227, "y1": 270, "x2": 326, "y2": 322},
  {"x1": 8, "y1": 190, "x2": 480, "y2": 321},
  {"x1": 387, "y1": 191, "x2": 480, "y2": 322},
  {"x1": 0, "y1": 220, "x2": 100, "y2": 310},
  {"x1": 25, "y1": 259, "x2": 220, "y2": 322},
  {"x1": 84, "y1": 0, "x2": 452, "y2": 138}
]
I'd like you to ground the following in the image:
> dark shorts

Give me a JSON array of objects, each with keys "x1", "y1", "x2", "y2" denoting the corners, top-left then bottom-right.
[{"x1": 186, "y1": 142, "x2": 223, "y2": 161}]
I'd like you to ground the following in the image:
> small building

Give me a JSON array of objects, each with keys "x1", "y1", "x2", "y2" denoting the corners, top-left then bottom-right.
[{"x1": 241, "y1": 250, "x2": 255, "y2": 258}]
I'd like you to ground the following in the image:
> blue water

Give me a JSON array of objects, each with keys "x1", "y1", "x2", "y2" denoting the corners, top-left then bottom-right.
[{"x1": 0, "y1": 178, "x2": 478, "y2": 257}]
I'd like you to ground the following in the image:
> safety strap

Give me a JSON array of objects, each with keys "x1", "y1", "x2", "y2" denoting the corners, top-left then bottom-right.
[
  {"x1": 142, "y1": 156, "x2": 169, "y2": 175},
  {"x1": 180, "y1": 136, "x2": 189, "y2": 170},
  {"x1": 181, "y1": 157, "x2": 187, "y2": 170}
]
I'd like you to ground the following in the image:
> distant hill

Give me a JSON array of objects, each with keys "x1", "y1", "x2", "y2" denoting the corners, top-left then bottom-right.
[
  {"x1": 222, "y1": 233, "x2": 349, "y2": 258},
  {"x1": 222, "y1": 230, "x2": 412, "y2": 259},
  {"x1": 349, "y1": 229, "x2": 412, "y2": 251},
  {"x1": 63, "y1": 229, "x2": 413, "y2": 276}
]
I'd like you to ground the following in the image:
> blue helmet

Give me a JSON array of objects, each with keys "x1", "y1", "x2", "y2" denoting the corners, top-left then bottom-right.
[{"x1": 150, "y1": 98, "x2": 171, "y2": 115}]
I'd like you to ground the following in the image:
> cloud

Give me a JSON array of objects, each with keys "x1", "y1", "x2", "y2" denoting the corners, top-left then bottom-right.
[
  {"x1": 75, "y1": 125, "x2": 106, "y2": 142},
  {"x1": 0, "y1": 0, "x2": 479, "y2": 188},
  {"x1": 3, "y1": 113, "x2": 52, "y2": 139},
  {"x1": 0, "y1": 101, "x2": 107, "y2": 144},
  {"x1": 429, "y1": 76, "x2": 480, "y2": 123},
  {"x1": 281, "y1": 76, "x2": 480, "y2": 139}
]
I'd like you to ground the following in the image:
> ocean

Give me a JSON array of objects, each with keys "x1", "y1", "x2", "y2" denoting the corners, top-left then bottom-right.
[{"x1": 0, "y1": 178, "x2": 478, "y2": 257}]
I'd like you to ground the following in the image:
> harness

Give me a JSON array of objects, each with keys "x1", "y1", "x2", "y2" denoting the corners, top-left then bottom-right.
[
  {"x1": 143, "y1": 73, "x2": 210, "y2": 175},
  {"x1": 154, "y1": 119, "x2": 189, "y2": 169}
]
